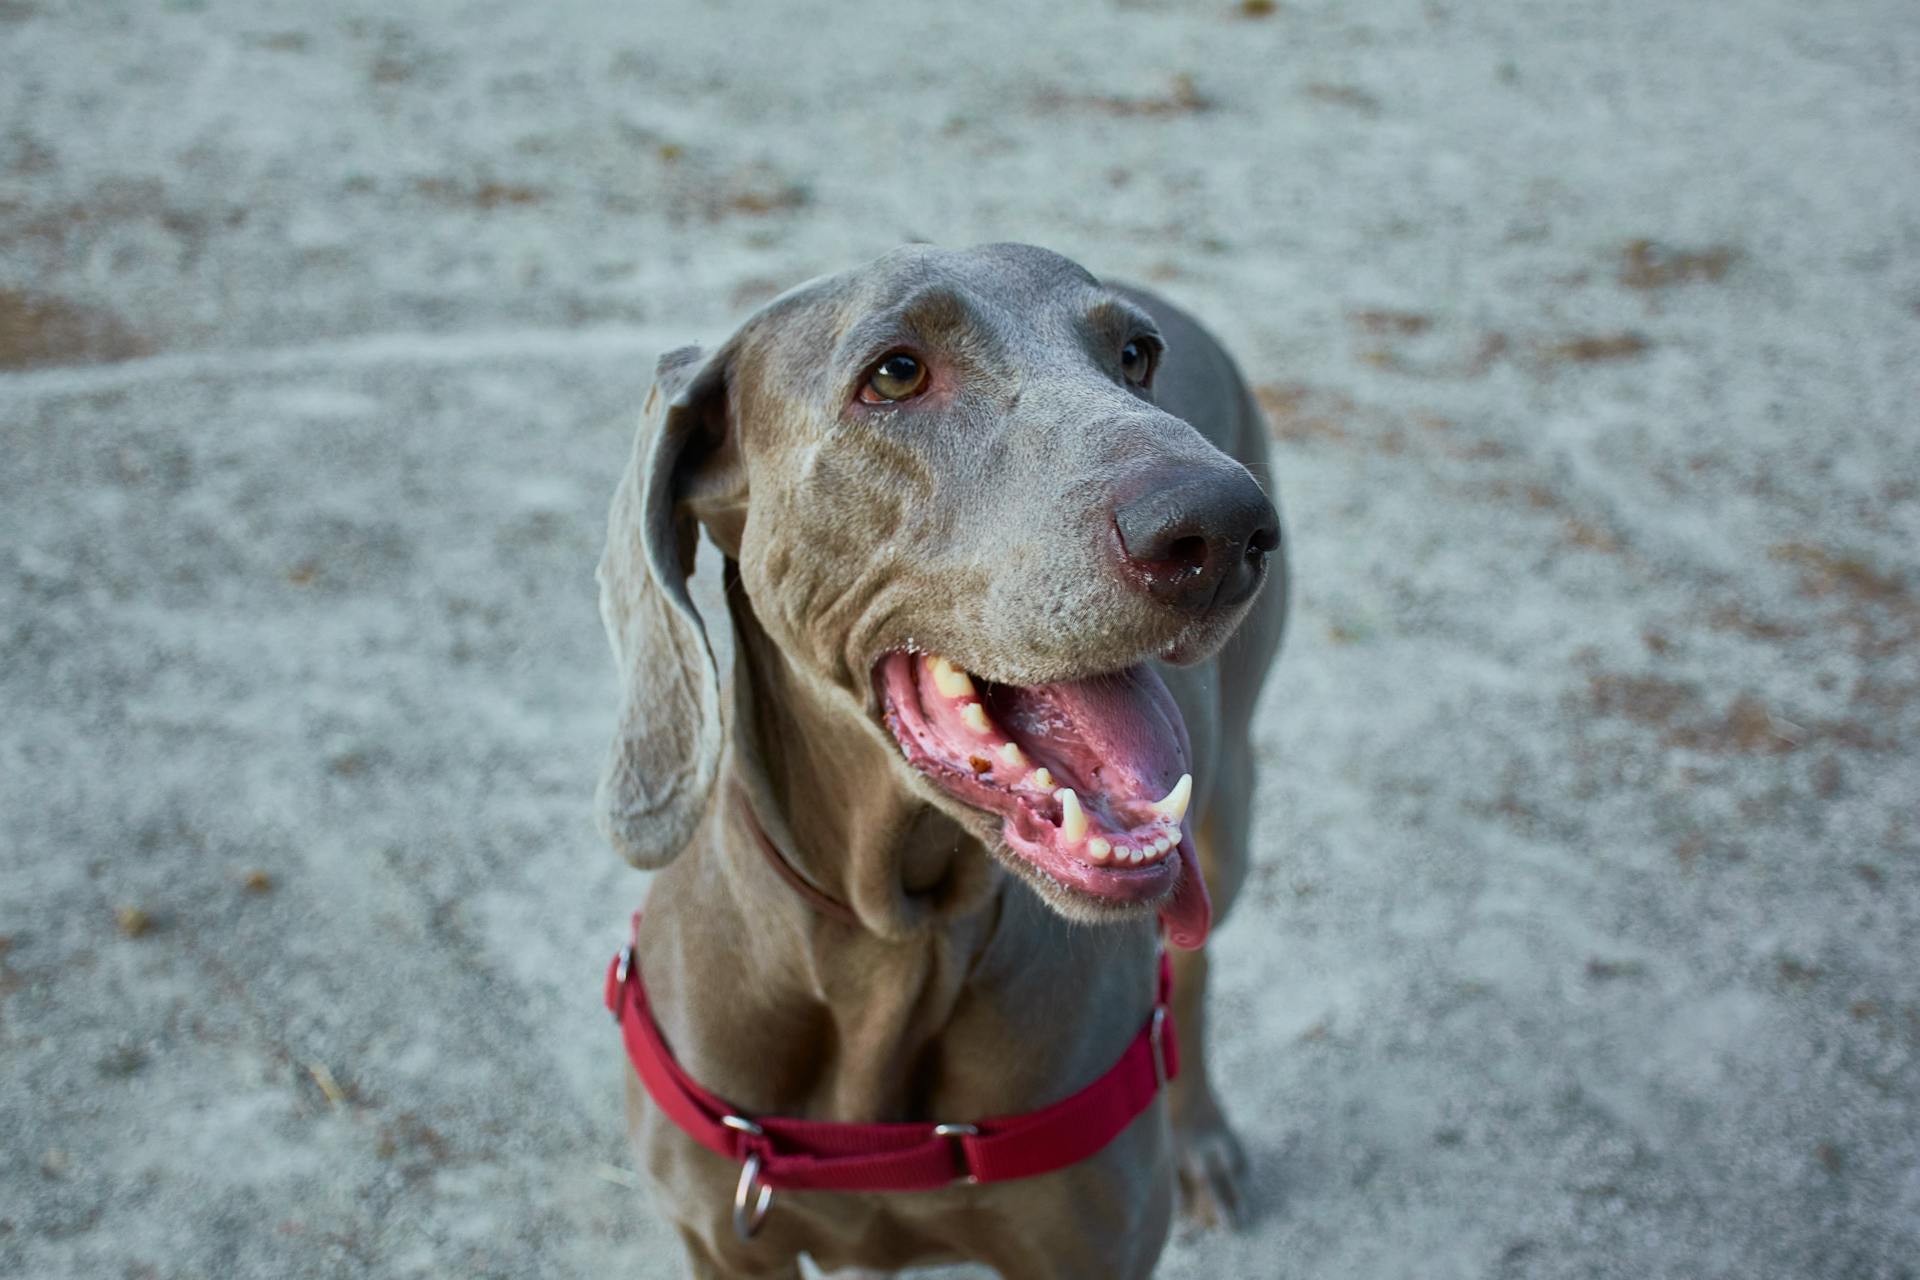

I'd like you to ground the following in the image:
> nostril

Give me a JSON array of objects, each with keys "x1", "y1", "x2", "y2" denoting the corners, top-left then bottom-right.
[
  {"x1": 1166, "y1": 534, "x2": 1209, "y2": 571},
  {"x1": 1248, "y1": 525, "x2": 1280, "y2": 556}
]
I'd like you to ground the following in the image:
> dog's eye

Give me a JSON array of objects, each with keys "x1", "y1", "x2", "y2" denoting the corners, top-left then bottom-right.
[
  {"x1": 1120, "y1": 339, "x2": 1154, "y2": 386},
  {"x1": 860, "y1": 353, "x2": 929, "y2": 404}
]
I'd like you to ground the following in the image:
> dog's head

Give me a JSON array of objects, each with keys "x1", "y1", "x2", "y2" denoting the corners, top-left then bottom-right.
[{"x1": 598, "y1": 244, "x2": 1278, "y2": 945}]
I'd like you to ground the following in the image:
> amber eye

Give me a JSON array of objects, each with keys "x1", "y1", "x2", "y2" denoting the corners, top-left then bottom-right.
[
  {"x1": 861, "y1": 352, "x2": 929, "y2": 403},
  {"x1": 1120, "y1": 339, "x2": 1154, "y2": 386}
]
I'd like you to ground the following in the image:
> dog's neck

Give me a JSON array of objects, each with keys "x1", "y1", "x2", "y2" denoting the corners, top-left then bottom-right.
[{"x1": 723, "y1": 579, "x2": 1002, "y2": 939}]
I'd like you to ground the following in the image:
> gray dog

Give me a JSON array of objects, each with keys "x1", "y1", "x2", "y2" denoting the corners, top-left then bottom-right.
[{"x1": 597, "y1": 243, "x2": 1286, "y2": 1278}]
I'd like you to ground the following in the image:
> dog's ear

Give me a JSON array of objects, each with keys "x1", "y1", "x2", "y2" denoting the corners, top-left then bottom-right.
[{"x1": 595, "y1": 344, "x2": 742, "y2": 868}]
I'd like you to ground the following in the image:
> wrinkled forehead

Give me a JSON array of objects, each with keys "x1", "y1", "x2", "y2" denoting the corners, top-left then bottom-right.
[{"x1": 742, "y1": 244, "x2": 1159, "y2": 396}]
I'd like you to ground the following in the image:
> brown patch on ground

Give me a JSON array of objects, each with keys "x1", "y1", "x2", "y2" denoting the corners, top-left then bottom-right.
[
  {"x1": 3, "y1": 129, "x2": 56, "y2": 175},
  {"x1": 684, "y1": 165, "x2": 811, "y2": 221},
  {"x1": 414, "y1": 177, "x2": 544, "y2": 209},
  {"x1": 1619, "y1": 239, "x2": 1739, "y2": 290},
  {"x1": 1587, "y1": 673, "x2": 1884, "y2": 756},
  {"x1": 246, "y1": 32, "x2": 310, "y2": 52},
  {"x1": 1773, "y1": 544, "x2": 1917, "y2": 669},
  {"x1": 1257, "y1": 382, "x2": 1523, "y2": 468},
  {"x1": 1305, "y1": 83, "x2": 1381, "y2": 114},
  {"x1": 1239, "y1": 0, "x2": 1280, "y2": 15},
  {"x1": 728, "y1": 276, "x2": 787, "y2": 311},
  {"x1": 2, "y1": 176, "x2": 246, "y2": 259},
  {"x1": 1036, "y1": 74, "x2": 1211, "y2": 118},
  {"x1": 1707, "y1": 603, "x2": 1803, "y2": 643},
  {"x1": 1664, "y1": 693, "x2": 1792, "y2": 754},
  {"x1": 1255, "y1": 383, "x2": 1358, "y2": 447},
  {"x1": 1586, "y1": 958, "x2": 1647, "y2": 981},
  {"x1": 0, "y1": 290, "x2": 148, "y2": 369},
  {"x1": 1589, "y1": 673, "x2": 1697, "y2": 727},
  {"x1": 1506, "y1": 480, "x2": 1626, "y2": 553},
  {"x1": 1350, "y1": 308, "x2": 1433, "y2": 336},
  {"x1": 720, "y1": 185, "x2": 808, "y2": 217},
  {"x1": 1542, "y1": 332, "x2": 1651, "y2": 364},
  {"x1": 1771, "y1": 544, "x2": 1908, "y2": 607},
  {"x1": 1349, "y1": 324, "x2": 1511, "y2": 379},
  {"x1": 1777, "y1": 957, "x2": 1823, "y2": 985},
  {"x1": 376, "y1": 1112, "x2": 452, "y2": 1176},
  {"x1": 1563, "y1": 520, "x2": 1621, "y2": 552}
]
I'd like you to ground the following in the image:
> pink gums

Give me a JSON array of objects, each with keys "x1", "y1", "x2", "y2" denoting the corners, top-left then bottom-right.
[{"x1": 876, "y1": 653, "x2": 1213, "y2": 949}]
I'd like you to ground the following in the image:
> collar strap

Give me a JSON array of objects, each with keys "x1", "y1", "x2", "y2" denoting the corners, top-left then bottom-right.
[
  {"x1": 605, "y1": 916, "x2": 1176, "y2": 1231},
  {"x1": 735, "y1": 790, "x2": 862, "y2": 927}
]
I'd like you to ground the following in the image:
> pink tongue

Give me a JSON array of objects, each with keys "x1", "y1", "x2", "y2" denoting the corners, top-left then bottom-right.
[
  {"x1": 1001, "y1": 667, "x2": 1212, "y2": 950},
  {"x1": 1161, "y1": 837, "x2": 1212, "y2": 951},
  {"x1": 993, "y1": 668, "x2": 1189, "y2": 805}
]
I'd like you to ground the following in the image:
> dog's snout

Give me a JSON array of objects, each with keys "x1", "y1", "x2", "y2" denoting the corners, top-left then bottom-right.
[{"x1": 1114, "y1": 469, "x2": 1280, "y2": 615}]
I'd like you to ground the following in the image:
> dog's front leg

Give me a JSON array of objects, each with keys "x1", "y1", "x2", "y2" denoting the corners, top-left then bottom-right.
[
  {"x1": 1167, "y1": 941, "x2": 1250, "y2": 1231},
  {"x1": 672, "y1": 1223, "x2": 804, "y2": 1280}
]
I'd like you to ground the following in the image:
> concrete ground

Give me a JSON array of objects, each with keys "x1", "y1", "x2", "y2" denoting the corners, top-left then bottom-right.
[{"x1": 2, "y1": 1, "x2": 1916, "y2": 1276}]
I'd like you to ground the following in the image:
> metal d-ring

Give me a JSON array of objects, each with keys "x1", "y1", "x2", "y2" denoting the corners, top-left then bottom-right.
[
  {"x1": 724, "y1": 1115, "x2": 772, "y2": 1240},
  {"x1": 732, "y1": 1151, "x2": 773, "y2": 1241},
  {"x1": 610, "y1": 945, "x2": 633, "y2": 1023}
]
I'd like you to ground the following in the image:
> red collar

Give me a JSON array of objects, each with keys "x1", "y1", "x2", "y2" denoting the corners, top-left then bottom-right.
[{"x1": 605, "y1": 912, "x2": 1176, "y2": 1239}]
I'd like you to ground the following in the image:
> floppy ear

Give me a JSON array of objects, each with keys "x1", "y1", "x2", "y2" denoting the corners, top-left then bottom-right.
[{"x1": 595, "y1": 344, "x2": 736, "y2": 867}]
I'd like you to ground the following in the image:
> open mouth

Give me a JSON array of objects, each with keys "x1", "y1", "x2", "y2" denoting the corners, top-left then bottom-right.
[{"x1": 874, "y1": 651, "x2": 1212, "y2": 947}]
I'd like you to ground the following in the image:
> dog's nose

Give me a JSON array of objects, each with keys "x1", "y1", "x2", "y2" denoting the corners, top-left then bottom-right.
[{"x1": 1114, "y1": 468, "x2": 1280, "y2": 614}]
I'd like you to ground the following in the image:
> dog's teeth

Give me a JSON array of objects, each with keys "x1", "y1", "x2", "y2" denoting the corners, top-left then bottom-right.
[
  {"x1": 959, "y1": 702, "x2": 991, "y2": 734},
  {"x1": 930, "y1": 656, "x2": 976, "y2": 699},
  {"x1": 1030, "y1": 767, "x2": 1054, "y2": 791},
  {"x1": 1057, "y1": 789, "x2": 1086, "y2": 843},
  {"x1": 1130, "y1": 847, "x2": 1148, "y2": 865},
  {"x1": 1087, "y1": 836, "x2": 1111, "y2": 863},
  {"x1": 1153, "y1": 835, "x2": 1173, "y2": 854},
  {"x1": 998, "y1": 742, "x2": 1026, "y2": 768},
  {"x1": 1150, "y1": 774, "x2": 1192, "y2": 824}
]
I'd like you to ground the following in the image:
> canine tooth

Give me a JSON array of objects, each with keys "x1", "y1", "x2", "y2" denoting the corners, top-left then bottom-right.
[
  {"x1": 930, "y1": 656, "x2": 976, "y2": 699},
  {"x1": 959, "y1": 703, "x2": 991, "y2": 735},
  {"x1": 998, "y1": 742, "x2": 1027, "y2": 768},
  {"x1": 1150, "y1": 774, "x2": 1192, "y2": 824},
  {"x1": 1031, "y1": 767, "x2": 1054, "y2": 791},
  {"x1": 1087, "y1": 837, "x2": 1111, "y2": 863},
  {"x1": 1057, "y1": 789, "x2": 1087, "y2": 843}
]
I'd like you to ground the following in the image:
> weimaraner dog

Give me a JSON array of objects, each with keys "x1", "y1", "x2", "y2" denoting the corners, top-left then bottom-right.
[{"x1": 597, "y1": 242, "x2": 1286, "y2": 1278}]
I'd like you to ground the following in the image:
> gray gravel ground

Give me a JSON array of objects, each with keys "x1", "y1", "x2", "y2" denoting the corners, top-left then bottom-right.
[{"x1": 3, "y1": 1, "x2": 1917, "y2": 1277}]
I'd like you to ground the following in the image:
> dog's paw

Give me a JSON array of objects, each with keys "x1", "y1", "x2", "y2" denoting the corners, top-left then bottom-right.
[{"x1": 1172, "y1": 1109, "x2": 1250, "y2": 1231}]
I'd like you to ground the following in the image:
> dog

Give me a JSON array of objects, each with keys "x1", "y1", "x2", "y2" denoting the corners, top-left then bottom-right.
[{"x1": 596, "y1": 242, "x2": 1286, "y2": 1278}]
